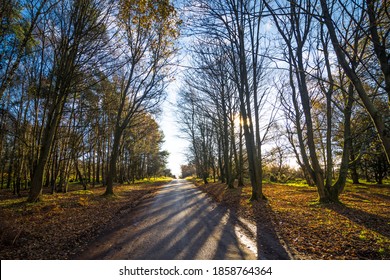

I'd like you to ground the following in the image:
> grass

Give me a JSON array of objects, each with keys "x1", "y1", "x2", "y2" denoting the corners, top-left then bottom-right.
[{"x1": 133, "y1": 177, "x2": 173, "y2": 185}]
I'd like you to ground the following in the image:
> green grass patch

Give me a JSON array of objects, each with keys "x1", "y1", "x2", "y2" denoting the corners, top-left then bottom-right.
[
  {"x1": 72, "y1": 190, "x2": 94, "y2": 195},
  {"x1": 133, "y1": 177, "x2": 172, "y2": 185}
]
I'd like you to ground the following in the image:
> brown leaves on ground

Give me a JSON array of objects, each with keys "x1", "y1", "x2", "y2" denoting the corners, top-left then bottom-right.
[
  {"x1": 0, "y1": 180, "x2": 168, "y2": 259},
  {"x1": 196, "y1": 181, "x2": 390, "y2": 260}
]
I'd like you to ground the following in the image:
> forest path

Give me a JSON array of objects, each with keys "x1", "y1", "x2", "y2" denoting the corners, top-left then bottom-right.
[{"x1": 76, "y1": 179, "x2": 280, "y2": 259}]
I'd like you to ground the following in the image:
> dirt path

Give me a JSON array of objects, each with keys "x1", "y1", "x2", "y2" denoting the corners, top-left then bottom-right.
[{"x1": 75, "y1": 179, "x2": 290, "y2": 260}]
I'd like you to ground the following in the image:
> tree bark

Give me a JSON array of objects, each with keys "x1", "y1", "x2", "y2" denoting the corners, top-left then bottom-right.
[
  {"x1": 366, "y1": 0, "x2": 390, "y2": 101},
  {"x1": 331, "y1": 83, "x2": 354, "y2": 200},
  {"x1": 105, "y1": 125, "x2": 123, "y2": 196},
  {"x1": 222, "y1": 87, "x2": 233, "y2": 188},
  {"x1": 28, "y1": 103, "x2": 63, "y2": 202}
]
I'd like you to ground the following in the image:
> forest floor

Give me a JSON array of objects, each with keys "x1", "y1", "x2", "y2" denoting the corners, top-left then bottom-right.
[
  {"x1": 0, "y1": 178, "x2": 170, "y2": 259},
  {"x1": 1, "y1": 178, "x2": 389, "y2": 260},
  {"x1": 195, "y1": 180, "x2": 390, "y2": 260}
]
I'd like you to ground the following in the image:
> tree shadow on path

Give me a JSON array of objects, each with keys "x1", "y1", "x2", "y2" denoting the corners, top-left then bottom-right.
[
  {"x1": 251, "y1": 200, "x2": 292, "y2": 260},
  {"x1": 74, "y1": 180, "x2": 255, "y2": 260},
  {"x1": 205, "y1": 183, "x2": 292, "y2": 259}
]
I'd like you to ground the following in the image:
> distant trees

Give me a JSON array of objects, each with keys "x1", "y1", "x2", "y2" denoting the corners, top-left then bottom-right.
[
  {"x1": 177, "y1": 83, "x2": 216, "y2": 184},
  {"x1": 0, "y1": 0, "x2": 180, "y2": 201},
  {"x1": 180, "y1": 164, "x2": 196, "y2": 178},
  {"x1": 343, "y1": 104, "x2": 389, "y2": 185}
]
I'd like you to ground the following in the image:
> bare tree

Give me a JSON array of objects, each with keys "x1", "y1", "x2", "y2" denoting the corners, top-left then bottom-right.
[
  {"x1": 320, "y1": 0, "x2": 390, "y2": 163},
  {"x1": 190, "y1": 0, "x2": 271, "y2": 200},
  {"x1": 182, "y1": 40, "x2": 238, "y2": 187},
  {"x1": 265, "y1": 0, "x2": 358, "y2": 202}
]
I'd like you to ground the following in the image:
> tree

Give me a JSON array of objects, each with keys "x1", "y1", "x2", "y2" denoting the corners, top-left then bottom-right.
[
  {"x1": 0, "y1": 0, "x2": 50, "y2": 100},
  {"x1": 177, "y1": 84, "x2": 216, "y2": 184},
  {"x1": 0, "y1": 0, "x2": 179, "y2": 202},
  {"x1": 180, "y1": 164, "x2": 196, "y2": 178},
  {"x1": 187, "y1": 0, "x2": 272, "y2": 200},
  {"x1": 181, "y1": 40, "x2": 238, "y2": 187},
  {"x1": 320, "y1": 0, "x2": 390, "y2": 163},
  {"x1": 266, "y1": 0, "x2": 356, "y2": 202},
  {"x1": 27, "y1": 0, "x2": 113, "y2": 202},
  {"x1": 103, "y1": 0, "x2": 180, "y2": 195}
]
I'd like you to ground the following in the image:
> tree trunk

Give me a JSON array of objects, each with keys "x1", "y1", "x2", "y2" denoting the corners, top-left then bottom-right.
[
  {"x1": 331, "y1": 83, "x2": 354, "y2": 199},
  {"x1": 222, "y1": 91, "x2": 233, "y2": 189},
  {"x1": 96, "y1": 143, "x2": 101, "y2": 184},
  {"x1": 28, "y1": 101, "x2": 63, "y2": 202},
  {"x1": 237, "y1": 118, "x2": 244, "y2": 187},
  {"x1": 350, "y1": 145, "x2": 360, "y2": 185},
  {"x1": 240, "y1": 30, "x2": 262, "y2": 200},
  {"x1": 296, "y1": 46, "x2": 326, "y2": 201},
  {"x1": 217, "y1": 135, "x2": 225, "y2": 183},
  {"x1": 105, "y1": 125, "x2": 122, "y2": 196},
  {"x1": 74, "y1": 157, "x2": 87, "y2": 191},
  {"x1": 320, "y1": 0, "x2": 390, "y2": 163}
]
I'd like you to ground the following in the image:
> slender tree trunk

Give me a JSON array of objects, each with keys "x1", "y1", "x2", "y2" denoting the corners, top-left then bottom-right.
[
  {"x1": 350, "y1": 148, "x2": 360, "y2": 184},
  {"x1": 331, "y1": 83, "x2": 354, "y2": 200},
  {"x1": 28, "y1": 101, "x2": 63, "y2": 202},
  {"x1": 296, "y1": 47, "x2": 326, "y2": 201},
  {"x1": 237, "y1": 117, "x2": 244, "y2": 187},
  {"x1": 217, "y1": 134, "x2": 225, "y2": 183},
  {"x1": 222, "y1": 90, "x2": 233, "y2": 188},
  {"x1": 0, "y1": 155, "x2": 5, "y2": 189},
  {"x1": 105, "y1": 125, "x2": 123, "y2": 195},
  {"x1": 96, "y1": 142, "x2": 101, "y2": 184},
  {"x1": 92, "y1": 148, "x2": 96, "y2": 187},
  {"x1": 74, "y1": 156, "x2": 87, "y2": 190}
]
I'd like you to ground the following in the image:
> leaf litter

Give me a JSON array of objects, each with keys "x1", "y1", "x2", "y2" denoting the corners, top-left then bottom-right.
[
  {"x1": 196, "y1": 181, "x2": 390, "y2": 260},
  {"x1": 0, "y1": 181, "x2": 166, "y2": 259}
]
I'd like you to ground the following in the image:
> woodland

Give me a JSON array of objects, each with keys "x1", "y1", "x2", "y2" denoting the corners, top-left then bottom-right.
[
  {"x1": 178, "y1": 0, "x2": 390, "y2": 204},
  {"x1": 0, "y1": 0, "x2": 389, "y2": 260},
  {"x1": 0, "y1": 0, "x2": 179, "y2": 202}
]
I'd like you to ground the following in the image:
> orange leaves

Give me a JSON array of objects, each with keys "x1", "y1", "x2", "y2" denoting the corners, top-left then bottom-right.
[
  {"x1": 119, "y1": 0, "x2": 180, "y2": 36},
  {"x1": 0, "y1": 182, "x2": 165, "y2": 259},
  {"x1": 197, "y1": 182, "x2": 390, "y2": 259}
]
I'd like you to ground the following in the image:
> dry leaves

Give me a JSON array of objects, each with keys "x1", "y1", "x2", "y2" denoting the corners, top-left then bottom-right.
[
  {"x1": 0, "y1": 180, "x2": 167, "y2": 259},
  {"x1": 196, "y1": 181, "x2": 390, "y2": 260}
]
